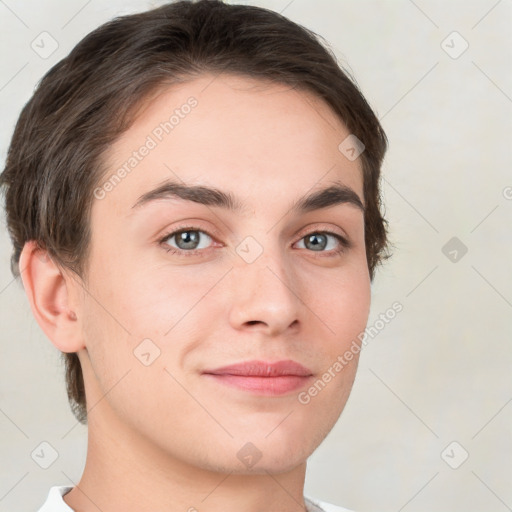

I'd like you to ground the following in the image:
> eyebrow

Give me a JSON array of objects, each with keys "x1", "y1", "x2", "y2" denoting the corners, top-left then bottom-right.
[{"x1": 131, "y1": 178, "x2": 365, "y2": 214}]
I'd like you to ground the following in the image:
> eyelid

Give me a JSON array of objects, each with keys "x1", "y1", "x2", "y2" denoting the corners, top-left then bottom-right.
[
  {"x1": 157, "y1": 221, "x2": 222, "y2": 243},
  {"x1": 293, "y1": 222, "x2": 349, "y2": 244}
]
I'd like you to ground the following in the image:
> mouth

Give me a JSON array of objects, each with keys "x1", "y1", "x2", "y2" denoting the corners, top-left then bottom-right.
[{"x1": 202, "y1": 360, "x2": 314, "y2": 395}]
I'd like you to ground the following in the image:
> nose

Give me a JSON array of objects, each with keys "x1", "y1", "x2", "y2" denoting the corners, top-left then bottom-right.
[{"x1": 228, "y1": 251, "x2": 302, "y2": 337}]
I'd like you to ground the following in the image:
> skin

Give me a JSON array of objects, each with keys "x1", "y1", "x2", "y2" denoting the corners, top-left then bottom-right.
[{"x1": 20, "y1": 73, "x2": 371, "y2": 512}]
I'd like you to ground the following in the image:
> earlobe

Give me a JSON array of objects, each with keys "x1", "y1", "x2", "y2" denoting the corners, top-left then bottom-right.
[{"x1": 19, "y1": 240, "x2": 85, "y2": 353}]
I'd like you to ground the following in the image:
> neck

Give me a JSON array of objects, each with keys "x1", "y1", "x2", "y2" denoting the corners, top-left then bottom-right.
[{"x1": 63, "y1": 403, "x2": 308, "y2": 512}]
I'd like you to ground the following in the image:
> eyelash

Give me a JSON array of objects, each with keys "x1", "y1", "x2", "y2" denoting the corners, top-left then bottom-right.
[{"x1": 158, "y1": 225, "x2": 351, "y2": 258}]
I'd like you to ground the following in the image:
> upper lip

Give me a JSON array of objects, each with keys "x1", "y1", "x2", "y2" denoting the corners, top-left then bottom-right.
[{"x1": 203, "y1": 360, "x2": 313, "y2": 377}]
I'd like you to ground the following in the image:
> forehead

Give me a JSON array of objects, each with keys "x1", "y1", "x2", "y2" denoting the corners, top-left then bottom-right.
[{"x1": 97, "y1": 73, "x2": 364, "y2": 216}]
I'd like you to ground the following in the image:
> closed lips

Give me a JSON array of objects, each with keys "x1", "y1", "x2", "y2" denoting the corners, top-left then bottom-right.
[
  {"x1": 202, "y1": 361, "x2": 314, "y2": 395},
  {"x1": 203, "y1": 360, "x2": 313, "y2": 377}
]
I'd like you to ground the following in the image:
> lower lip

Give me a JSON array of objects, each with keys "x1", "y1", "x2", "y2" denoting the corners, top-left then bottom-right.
[{"x1": 204, "y1": 374, "x2": 313, "y2": 395}]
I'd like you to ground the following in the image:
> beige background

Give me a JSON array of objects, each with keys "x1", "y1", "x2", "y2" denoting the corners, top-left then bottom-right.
[{"x1": 1, "y1": 1, "x2": 511, "y2": 511}]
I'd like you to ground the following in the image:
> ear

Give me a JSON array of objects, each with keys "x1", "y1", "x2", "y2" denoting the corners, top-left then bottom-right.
[{"x1": 19, "y1": 240, "x2": 85, "y2": 353}]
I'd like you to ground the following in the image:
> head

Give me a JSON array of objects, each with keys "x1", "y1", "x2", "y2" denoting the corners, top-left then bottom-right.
[{"x1": 1, "y1": 0, "x2": 390, "y2": 473}]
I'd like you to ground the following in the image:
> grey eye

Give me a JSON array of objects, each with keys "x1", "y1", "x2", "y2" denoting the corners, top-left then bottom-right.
[
  {"x1": 296, "y1": 232, "x2": 342, "y2": 252},
  {"x1": 164, "y1": 229, "x2": 213, "y2": 251}
]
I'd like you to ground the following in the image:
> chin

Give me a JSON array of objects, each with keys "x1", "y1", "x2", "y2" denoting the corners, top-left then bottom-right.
[
  {"x1": 229, "y1": 434, "x2": 315, "y2": 474},
  {"x1": 205, "y1": 450, "x2": 308, "y2": 476}
]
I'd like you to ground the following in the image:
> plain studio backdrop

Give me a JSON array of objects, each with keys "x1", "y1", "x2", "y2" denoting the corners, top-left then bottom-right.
[{"x1": 0, "y1": 1, "x2": 511, "y2": 511}]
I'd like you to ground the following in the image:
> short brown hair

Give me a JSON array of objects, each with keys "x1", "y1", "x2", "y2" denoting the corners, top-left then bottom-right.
[{"x1": 0, "y1": 0, "x2": 391, "y2": 424}]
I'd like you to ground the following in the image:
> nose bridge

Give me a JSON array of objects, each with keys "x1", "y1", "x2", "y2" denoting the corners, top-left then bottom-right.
[{"x1": 228, "y1": 236, "x2": 302, "y2": 334}]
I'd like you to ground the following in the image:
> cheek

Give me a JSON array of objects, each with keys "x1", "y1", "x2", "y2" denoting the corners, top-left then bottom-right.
[
  {"x1": 120, "y1": 266, "x2": 226, "y2": 341},
  {"x1": 308, "y1": 263, "x2": 371, "y2": 349},
  {"x1": 80, "y1": 261, "x2": 229, "y2": 398},
  {"x1": 307, "y1": 262, "x2": 369, "y2": 414},
  {"x1": 85, "y1": 246, "x2": 200, "y2": 339}
]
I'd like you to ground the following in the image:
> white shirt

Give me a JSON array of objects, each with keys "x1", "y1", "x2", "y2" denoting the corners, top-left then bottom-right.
[{"x1": 37, "y1": 486, "x2": 353, "y2": 512}]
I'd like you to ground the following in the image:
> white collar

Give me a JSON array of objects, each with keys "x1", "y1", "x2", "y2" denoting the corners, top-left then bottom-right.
[{"x1": 37, "y1": 486, "x2": 353, "y2": 512}]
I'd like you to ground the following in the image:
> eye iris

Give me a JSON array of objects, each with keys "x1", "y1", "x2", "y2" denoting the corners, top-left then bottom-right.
[
  {"x1": 176, "y1": 231, "x2": 200, "y2": 250},
  {"x1": 305, "y1": 233, "x2": 327, "y2": 251}
]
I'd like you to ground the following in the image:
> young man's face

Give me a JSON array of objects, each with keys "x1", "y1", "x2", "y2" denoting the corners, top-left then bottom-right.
[{"x1": 74, "y1": 73, "x2": 370, "y2": 473}]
